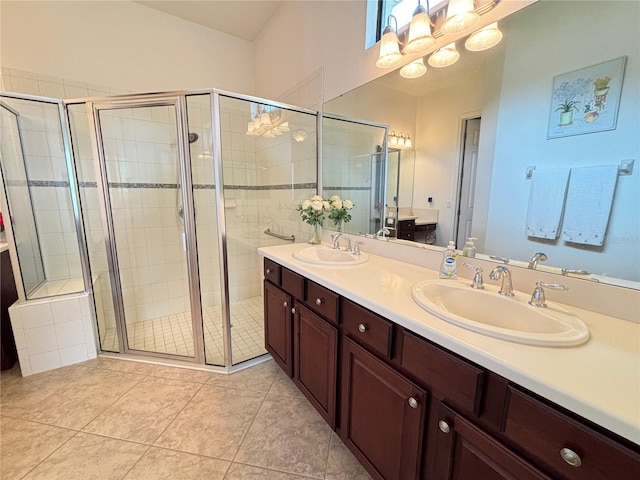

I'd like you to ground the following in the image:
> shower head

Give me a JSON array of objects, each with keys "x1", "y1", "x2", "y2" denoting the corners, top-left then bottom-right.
[{"x1": 188, "y1": 132, "x2": 199, "y2": 144}]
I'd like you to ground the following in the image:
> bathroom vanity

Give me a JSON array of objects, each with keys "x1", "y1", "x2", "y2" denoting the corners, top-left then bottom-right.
[{"x1": 259, "y1": 244, "x2": 639, "y2": 480}]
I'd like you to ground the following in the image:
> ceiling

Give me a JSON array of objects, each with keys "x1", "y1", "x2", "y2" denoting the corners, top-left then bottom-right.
[{"x1": 135, "y1": 1, "x2": 283, "y2": 41}]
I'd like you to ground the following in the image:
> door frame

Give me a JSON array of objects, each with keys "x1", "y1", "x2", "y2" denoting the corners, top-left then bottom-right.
[
  {"x1": 452, "y1": 113, "x2": 482, "y2": 249},
  {"x1": 86, "y1": 94, "x2": 205, "y2": 363}
]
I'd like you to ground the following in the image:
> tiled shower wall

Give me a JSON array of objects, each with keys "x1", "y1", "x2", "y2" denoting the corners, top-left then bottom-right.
[
  {"x1": 220, "y1": 97, "x2": 317, "y2": 303},
  {"x1": 0, "y1": 93, "x2": 84, "y2": 288},
  {"x1": 3, "y1": 69, "x2": 320, "y2": 341},
  {"x1": 323, "y1": 121, "x2": 384, "y2": 235}
]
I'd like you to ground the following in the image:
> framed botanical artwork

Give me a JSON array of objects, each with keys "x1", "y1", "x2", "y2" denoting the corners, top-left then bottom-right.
[{"x1": 547, "y1": 56, "x2": 627, "y2": 139}]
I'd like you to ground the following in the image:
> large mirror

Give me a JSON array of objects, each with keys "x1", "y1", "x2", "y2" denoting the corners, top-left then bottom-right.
[{"x1": 323, "y1": 0, "x2": 639, "y2": 289}]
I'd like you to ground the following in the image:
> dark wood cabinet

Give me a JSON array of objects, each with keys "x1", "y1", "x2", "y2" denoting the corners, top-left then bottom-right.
[
  {"x1": 503, "y1": 386, "x2": 640, "y2": 480},
  {"x1": 262, "y1": 258, "x2": 640, "y2": 480},
  {"x1": 263, "y1": 259, "x2": 339, "y2": 425},
  {"x1": 264, "y1": 280, "x2": 293, "y2": 377},
  {"x1": 341, "y1": 337, "x2": 426, "y2": 480},
  {"x1": 434, "y1": 403, "x2": 553, "y2": 480},
  {"x1": 396, "y1": 219, "x2": 415, "y2": 241},
  {"x1": 1, "y1": 249, "x2": 18, "y2": 370},
  {"x1": 293, "y1": 302, "x2": 338, "y2": 427}
]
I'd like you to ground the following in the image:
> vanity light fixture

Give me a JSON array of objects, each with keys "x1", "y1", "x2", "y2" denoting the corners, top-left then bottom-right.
[
  {"x1": 441, "y1": 0, "x2": 479, "y2": 34},
  {"x1": 389, "y1": 131, "x2": 413, "y2": 148},
  {"x1": 428, "y1": 42, "x2": 460, "y2": 68},
  {"x1": 400, "y1": 58, "x2": 428, "y2": 78},
  {"x1": 376, "y1": 15, "x2": 403, "y2": 68},
  {"x1": 465, "y1": 22, "x2": 503, "y2": 51},
  {"x1": 404, "y1": 0, "x2": 436, "y2": 55}
]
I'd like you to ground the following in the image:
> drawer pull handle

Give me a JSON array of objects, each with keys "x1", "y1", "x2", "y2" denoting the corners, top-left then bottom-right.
[
  {"x1": 266, "y1": 268, "x2": 271, "y2": 274},
  {"x1": 408, "y1": 397, "x2": 418, "y2": 409},
  {"x1": 438, "y1": 420, "x2": 451, "y2": 434},
  {"x1": 560, "y1": 448, "x2": 582, "y2": 467},
  {"x1": 283, "y1": 301, "x2": 288, "y2": 308},
  {"x1": 315, "y1": 298, "x2": 323, "y2": 305},
  {"x1": 358, "y1": 324, "x2": 367, "y2": 333},
  {"x1": 291, "y1": 307, "x2": 296, "y2": 314}
]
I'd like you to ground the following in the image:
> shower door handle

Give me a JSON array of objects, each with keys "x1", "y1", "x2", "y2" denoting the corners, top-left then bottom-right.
[
  {"x1": 182, "y1": 231, "x2": 187, "y2": 252},
  {"x1": 178, "y1": 205, "x2": 184, "y2": 219}
]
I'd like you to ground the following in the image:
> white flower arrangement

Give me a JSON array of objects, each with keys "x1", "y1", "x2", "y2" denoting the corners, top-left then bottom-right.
[
  {"x1": 327, "y1": 195, "x2": 355, "y2": 228},
  {"x1": 296, "y1": 194, "x2": 355, "y2": 228},
  {"x1": 297, "y1": 195, "x2": 329, "y2": 226}
]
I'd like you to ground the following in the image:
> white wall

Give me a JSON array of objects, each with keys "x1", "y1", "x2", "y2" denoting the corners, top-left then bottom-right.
[
  {"x1": 483, "y1": 1, "x2": 640, "y2": 281},
  {"x1": 254, "y1": 0, "x2": 383, "y2": 102},
  {"x1": 0, "y1": 0, "x2": 254, "y2": 94}
]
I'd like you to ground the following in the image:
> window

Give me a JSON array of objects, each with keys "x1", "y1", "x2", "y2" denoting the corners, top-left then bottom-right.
[{"x1": 365, "y1": 0, "x2": 448, "y2": 48}]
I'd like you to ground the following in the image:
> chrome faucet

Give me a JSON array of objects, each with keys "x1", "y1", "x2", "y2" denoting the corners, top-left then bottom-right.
[
  {"x1": 375, "y1": 227, "x2": 390, "y2": 239},
  {"x1": 353, "y1": 241, "x2": 365, "y2": 256},
  {"x1": 489, "y1": 265, "x2": 514, "y2": 296},
  {"x1": 528, "y1": 252, "x2": 548, "y2": 270},
  {"x1": 529, "y1": 282, "x2": 568, "y2": 308},
  {"x1": 463, "y1": 263, "x2": 484, "y2": 289},
  {"x1": 331, "y1": 233, "x2": 352, "y2": 251}
]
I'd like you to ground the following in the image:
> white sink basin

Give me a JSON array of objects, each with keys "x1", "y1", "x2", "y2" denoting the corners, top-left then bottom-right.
[
  {"x1": 292, "y1": 245, "x2": 368, "y2": 266},
  {"x1": 411, "y1": 280, "x2": 589, "y2": 347}
]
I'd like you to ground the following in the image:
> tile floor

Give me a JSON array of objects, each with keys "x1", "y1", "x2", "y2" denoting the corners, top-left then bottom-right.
[
  {"x1": 0, "y1": 356, "x2": 372, "y2": 479},
  {"x1": 101, "y1": 296, "x2": 267, "y2": 365}
]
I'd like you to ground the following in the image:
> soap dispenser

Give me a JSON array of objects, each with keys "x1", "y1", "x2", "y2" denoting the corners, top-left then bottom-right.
[
  {"x1": 439, "y1": 241, "x2": 458, "y2": 279},
  {"x1": 462, "y1": 238, "x2": 477, "y2": 257}
]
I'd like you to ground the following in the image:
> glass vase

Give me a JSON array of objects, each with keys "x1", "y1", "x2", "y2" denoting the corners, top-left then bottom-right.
[
  {"x1": 308, "y1": 223, "x2": 322, "y2": 244},
  {"x1": 336, "y1": 219, "x2": 345, "y2": 232}
]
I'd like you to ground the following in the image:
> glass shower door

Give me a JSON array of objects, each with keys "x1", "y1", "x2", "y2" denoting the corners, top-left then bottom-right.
[{"x1": 93, "y1": 102, "x2": 202, "y2": 359}]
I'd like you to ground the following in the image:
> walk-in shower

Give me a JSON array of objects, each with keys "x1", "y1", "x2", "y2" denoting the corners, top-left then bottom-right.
[{"x1": 1, "y1": 89, "x2": 318, "y2": 371}]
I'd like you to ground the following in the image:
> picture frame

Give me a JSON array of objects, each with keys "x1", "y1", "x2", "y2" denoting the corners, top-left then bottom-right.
[{"x1": 547, "y1": 56, "x2": 626, "y2": 139}]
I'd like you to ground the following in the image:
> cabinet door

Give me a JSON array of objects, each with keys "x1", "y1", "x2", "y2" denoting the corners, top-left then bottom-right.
[
  {"x1": 434, "y1": 403, "x2": 553, "y2": 480},
  {"x1": 293, "y1": 302, "x2": 338, "y2": 427},
  {"x1": 264, "y1": 281, "x2": 293, "y2": 377},
  {"x1": 342, "y1": 337, "x2": 426, "y2": 480}
]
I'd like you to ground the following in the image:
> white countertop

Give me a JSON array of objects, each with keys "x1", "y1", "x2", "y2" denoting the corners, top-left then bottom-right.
[{"x1": 259, "y1": 243, "x2": 640, "y2": 445}]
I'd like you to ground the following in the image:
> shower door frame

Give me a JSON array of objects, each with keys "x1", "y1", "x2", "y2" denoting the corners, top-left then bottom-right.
[
  {"x1": 0, "y1": 92, "x2": 92, "y2": 302},
  {"x1": 85, "y1": 94, "x2": 206, "y2": 363},
  {"x1": 320, "y1": 113, "x2": 390, "y2": 234}
]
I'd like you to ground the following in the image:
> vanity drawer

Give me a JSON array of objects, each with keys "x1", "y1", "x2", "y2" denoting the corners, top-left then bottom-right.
[
  {"x1": 342, "y1": 298, "x2": 393, "y2": 358},
  {"x1": 282, "y1": 267, "x2": 304, "y2": 300},
  {"x1": 503, "y1": 386, "x2": 640, "y2": 480},
  {"x1": 400, "y1": 331, "x2": 485, "y2": 415},
  {"x1": 264, "y1": 258, "x2": 281, "y2": 285},
  {"x1": 305, "y1": 280, "x2": 339, "y2": 325}
]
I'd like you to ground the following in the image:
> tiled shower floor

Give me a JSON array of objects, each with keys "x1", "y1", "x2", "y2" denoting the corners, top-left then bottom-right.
[{"x1": 100, "y1": 296, "x2": 266, "y2": 365}]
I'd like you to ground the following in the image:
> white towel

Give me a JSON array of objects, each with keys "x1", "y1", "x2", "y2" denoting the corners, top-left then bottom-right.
[
  {"x1": 562, "y1": 165, "x2": 618, "y2": 246},
  {"x1": 526, "y1": 168, "x2": 570, "y2": 240}
]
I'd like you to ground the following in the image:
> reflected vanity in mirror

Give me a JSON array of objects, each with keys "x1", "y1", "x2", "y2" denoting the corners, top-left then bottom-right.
[{"x1": 322, "y1": 0, "x2": 639, "y2": 289}]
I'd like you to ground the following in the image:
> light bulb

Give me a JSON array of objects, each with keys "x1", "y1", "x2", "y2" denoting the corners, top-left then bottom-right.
[
  {"x1": 405, "y1": 135, "x2": 412, "y2": 148},
  {"x1": 442, "y1": 0, "x2": 479, "y2": 35},
  {"x1": 400, "y1": 58, "x2": 427, "y2": 79},
  {"x1": 376, "y1": 16, "x2": 402, "y2": 69},
  {"x1": 465, "y1": 22, "x2": 503, "y2": 52},
  {"x1": 428, "y1": 42, "x2": 460, "y2": 68},
  {"x1": 405, "y1": 3, "x2": 436, "y2": 55}
]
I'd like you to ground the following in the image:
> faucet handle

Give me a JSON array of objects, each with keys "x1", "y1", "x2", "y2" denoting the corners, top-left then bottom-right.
[
  {"x1": 353, "y1": 241, "x2": 365, "y2": 256},
  {"x1": 529, "y1": 281, "x2": 568, "y2": 308},
  {"x1": 463, "y1": 263, "x2": 484, "y2": 289}
]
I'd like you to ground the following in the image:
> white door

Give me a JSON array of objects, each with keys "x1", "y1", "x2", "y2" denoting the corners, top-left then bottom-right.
[{"x1": 455, "y1": 118, "x2": 481, "y2": 248}]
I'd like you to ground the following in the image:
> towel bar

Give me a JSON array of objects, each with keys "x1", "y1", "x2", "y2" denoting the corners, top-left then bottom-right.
[{"x1": 525, "y1": 160, "x2": 633, "y2": 179}]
